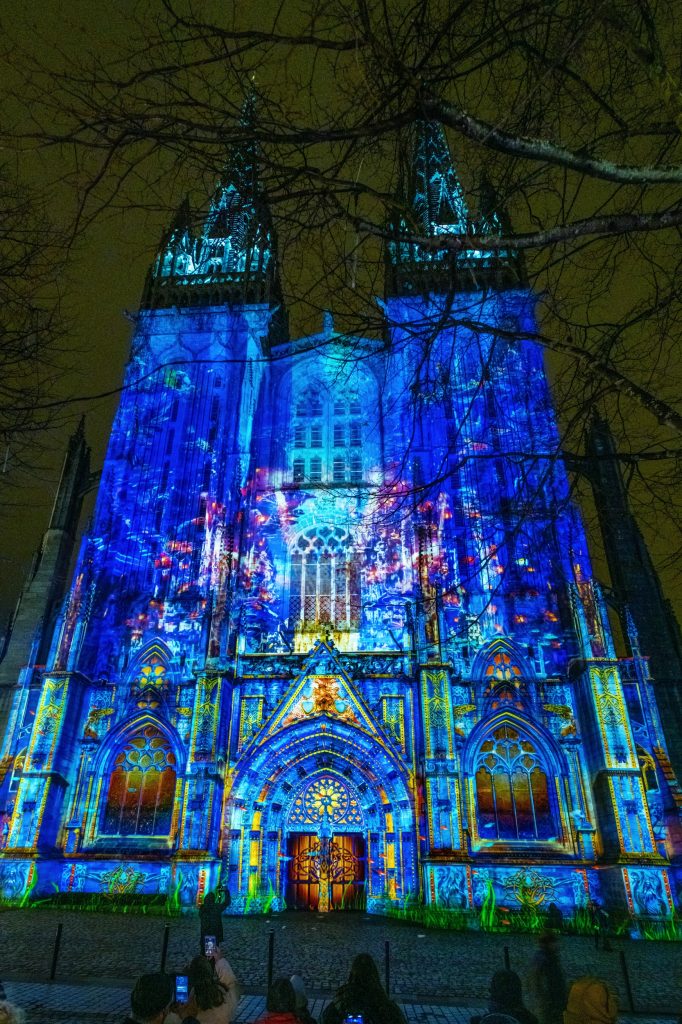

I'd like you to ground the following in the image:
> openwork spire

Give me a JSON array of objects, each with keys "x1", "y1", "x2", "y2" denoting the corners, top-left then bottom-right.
[
  {"x1": 142, "y1": 86, "x2": 283, "y2": 319},
  {"x1": 411, "y1": 119, "x2": 468, "y2": 234},
  {"x1": 385, "y1": 119, "x2": 523, "y2": 296}
]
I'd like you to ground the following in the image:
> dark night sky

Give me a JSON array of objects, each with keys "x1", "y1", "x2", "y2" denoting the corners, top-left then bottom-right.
[
  {"x1": 1, "y1": 0, "x2": 680, "y2": 637},
  {"x1": 0, "y1": 2, "x2": 168, "y2": 622}
]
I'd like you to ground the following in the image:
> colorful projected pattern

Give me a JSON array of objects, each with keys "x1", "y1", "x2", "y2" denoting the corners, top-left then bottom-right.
[{"x1": 0, "y1": 117, "x2": 678, "y2": 921}]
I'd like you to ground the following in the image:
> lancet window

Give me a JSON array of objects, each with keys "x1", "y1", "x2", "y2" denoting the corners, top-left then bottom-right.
[
  {"x1": 289, "y1": 527, "x2": 360, "y2": 629},
  {"x1": 290, "y1": 387, "x2": 363, "y2": 484},
  {"x1": 474, "y1": 724, "x2": 556, "y2": 841},
  {"x1": 101, "y1": 726, "x2": 176, "y2": 837}
]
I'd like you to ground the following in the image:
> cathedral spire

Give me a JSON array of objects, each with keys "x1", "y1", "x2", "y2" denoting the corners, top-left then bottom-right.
[
  {"x1": 220, "y1": 85, "x2": 258, "y2": 198},
  {"x1": 385, "y1": 121, "x2": 524, "y2": 296},
  {"x1": 142, "y1": 86, "x2": 284, "y2": 324},
  {"x1": 410, "y1": 119, "x2": 468, "y2": 235}
]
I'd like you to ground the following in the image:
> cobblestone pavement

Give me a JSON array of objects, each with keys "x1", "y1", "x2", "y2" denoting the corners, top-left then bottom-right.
[
  {"x1": 1, "y1": 908, "x2": 679, "y2": 1019},
  {"x1": 2, "y1": 984, "x2": 676, "y2": 1024}
]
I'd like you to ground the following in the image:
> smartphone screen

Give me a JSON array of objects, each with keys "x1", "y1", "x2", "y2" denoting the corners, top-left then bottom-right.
[
  {"x1": 204, "y1": 935, "x2": 217, "y2": 957},
  {"x1": 175, "y1": 974, "x2": 189, "y2": 1002}
]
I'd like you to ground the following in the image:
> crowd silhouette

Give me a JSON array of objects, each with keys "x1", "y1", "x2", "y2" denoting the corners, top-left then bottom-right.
[{"x1": 109, "y1": 925, "x2": 630, "y2": 1024}]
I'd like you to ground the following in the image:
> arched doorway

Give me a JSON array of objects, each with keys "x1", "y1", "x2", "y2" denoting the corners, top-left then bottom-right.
[
  {"x1": 224, "y1": 716, "x2": 417, "y2": 914},
  {"x1": 285, "y1": 773, "x2": 367, "y2": 911}
]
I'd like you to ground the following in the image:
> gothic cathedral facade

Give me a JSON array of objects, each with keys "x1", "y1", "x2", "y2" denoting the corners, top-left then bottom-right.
[{"x1": 0, "y1": 118, "x2": 680, "y2": 920}]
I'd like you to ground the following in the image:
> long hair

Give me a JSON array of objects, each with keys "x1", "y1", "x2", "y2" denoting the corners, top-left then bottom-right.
[
  {"x1": 347, "y1": 954, "x2": 383, "y2": 993},
  {"x1": 336, "y1": 953, "x2": 393, "y2": 1023},
  {"x1": 189, "y1": 955, "x2": 226, "y2": 1011}
]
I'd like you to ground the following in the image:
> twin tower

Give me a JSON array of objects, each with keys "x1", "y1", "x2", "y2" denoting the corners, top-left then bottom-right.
[{"x1": 0, "y1": 114, "x2": 679, "y2": 919}]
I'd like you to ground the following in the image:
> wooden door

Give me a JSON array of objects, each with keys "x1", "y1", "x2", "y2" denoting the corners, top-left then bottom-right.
[{"x1": 285, "y1": 832, "x2": 366, "y2": 911}]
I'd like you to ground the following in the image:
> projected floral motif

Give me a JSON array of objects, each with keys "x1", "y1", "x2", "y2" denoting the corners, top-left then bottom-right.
[{"x1": 289, "y1": 775, "x2": 363, "y2": 827}]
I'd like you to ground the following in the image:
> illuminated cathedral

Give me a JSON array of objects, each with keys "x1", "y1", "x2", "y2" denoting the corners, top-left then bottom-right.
[{"x1": 0, "y1": 113, "x2": 680, "y2": 920}]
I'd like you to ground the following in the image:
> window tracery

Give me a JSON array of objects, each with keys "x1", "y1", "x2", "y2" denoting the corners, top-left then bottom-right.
[
  {"x1": 290, "y1": 386, "x2": 364, "y2": 484},
  {"x1": 101, "y1": 725, "x2": 176, "y2": 837},
  {"x1": 289, "y1": 527, "x2": 360, "y2": 630},
  {"x1": 475, "y1": 724, "x2": 557, "y2": 841}
]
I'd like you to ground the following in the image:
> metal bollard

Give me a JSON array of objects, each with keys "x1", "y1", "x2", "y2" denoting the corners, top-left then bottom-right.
[
  {"x1": 619, "y1": 950, "x2": 635, "y2": 1012},
  {"x1": 384, "y1": 940, "x2": 390, "y2": 996},
  {"x1": 503, "y1": 945, "x2": 510, "y2": 971},
  {"x1": 267, "y1": 929, "x2": 275, "y2": 989},
  {"x1": 49, "y1": 922, "x2": 63, "y2": 982},
  {"x1": 160, "y1": 923, "x2": 170, "y2": 973}
]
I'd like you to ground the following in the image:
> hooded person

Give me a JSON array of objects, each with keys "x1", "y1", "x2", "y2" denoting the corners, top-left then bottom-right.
[
  {"x1": 470, "y1": 970, "x2": 539, "y2": 1024},
  {"x1": 563, "y1": 979, "x2": 617, "y2": 1024},
  {"x1": 290, "y1": 976, "x2": 316, "y2": 1024}
]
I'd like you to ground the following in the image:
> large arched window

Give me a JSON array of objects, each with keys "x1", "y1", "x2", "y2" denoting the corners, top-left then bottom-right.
[
  {"x1": 101, "y1": 726, "x2": 176, "y2": 837},
  {"x1": 475, "y1": 724, "x2": 556, "y2": 841},
  {"x1": 289, "y1": 527, "x2": 360, "y2": 630}
]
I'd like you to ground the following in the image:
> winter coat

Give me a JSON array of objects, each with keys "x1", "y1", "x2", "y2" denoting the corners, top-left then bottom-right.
[
  {"x1": 253, "y1": 1012, "x2": 301, "y2": 1024},
  {"x1": 199, "y1": 895, "x2": 230, "y2": 944},
  {"x1": 165, "y1": 956, "x2": 239, "y2": 1024}
]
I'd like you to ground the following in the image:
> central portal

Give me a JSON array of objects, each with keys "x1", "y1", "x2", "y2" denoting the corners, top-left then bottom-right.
[{"x1": 286, "y1": 831, "x2": 366, "y2": 911}]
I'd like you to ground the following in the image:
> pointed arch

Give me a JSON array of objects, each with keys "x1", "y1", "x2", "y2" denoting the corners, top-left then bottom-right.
[
  {"x1": 126, "y1": 638, "x2": 175, "y2": 691},
  {"x1": 463, "y1": 711, "x2": 570, "y2": 849},
  {"x1": 274, "y1": 348, "x2": 381, "y2": 488},
  {"x1": 90, "y1": 712, "x2": 184, "y2": 843},
  {"x1": 224, "y1": 714, "x2": 417, "y2": 909},
  {"x1": 471, "y1": 637, "x2": 535, "y2": 685}
]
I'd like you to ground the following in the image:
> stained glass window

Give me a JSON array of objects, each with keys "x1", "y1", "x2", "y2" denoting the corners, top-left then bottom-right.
[
  {"x1": 101, "y1": 726, "x2": 176, "y2": 837},
  {"x1": 475, "y1": 724, "x2": 556, "y2": 841},
  {"x1": 288, "y1": 775, "x2": 364, "y2": 827},
  {"x1": 289, "y1": 527, "x2": 360, "y2": 630}
]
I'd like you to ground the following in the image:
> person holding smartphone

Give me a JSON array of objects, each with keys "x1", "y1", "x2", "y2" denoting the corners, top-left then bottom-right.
[
  {"x1": 166, "y1": 952, "x2": 239, "y2": 1024},
  {"x1": 122, "y1": 973, "x2": 200, "y2": 1024},
  {"x1": 321, "y1": 954, "x2": 405, "y2": 1024},
  {"x1": 199, "y1": 888, "x2": 230, "y2": 952}
]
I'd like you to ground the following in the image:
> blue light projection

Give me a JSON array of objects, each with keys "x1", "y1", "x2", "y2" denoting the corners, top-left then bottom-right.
[{"x1": 0, "y1": 117, "x2": 679, "y2": 922}]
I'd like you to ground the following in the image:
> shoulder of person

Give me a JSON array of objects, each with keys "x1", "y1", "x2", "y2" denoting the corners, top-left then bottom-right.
[
  {"x1": 321, "y1": 997, "x2": 344, "y2": 1024},
  {"x1": 215, "y1": 956, "x2": 238, "y2": 985},
  {"x1": 476, "y1": 1014, "x2": 522, "y2": 1024}
]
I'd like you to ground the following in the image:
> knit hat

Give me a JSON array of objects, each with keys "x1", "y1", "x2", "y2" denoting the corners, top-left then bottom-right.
[
  {"x1": 563, "y1": 977, "x2": 617, "y2": 1024},
  {"x1": 0, "y1": 1002, "x2": 26, "y2": 1024}
]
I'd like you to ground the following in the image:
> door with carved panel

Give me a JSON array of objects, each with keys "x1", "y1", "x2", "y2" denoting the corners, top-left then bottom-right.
[{"x1": 285, "y1": 832, "x2": 365, "y2": 910}]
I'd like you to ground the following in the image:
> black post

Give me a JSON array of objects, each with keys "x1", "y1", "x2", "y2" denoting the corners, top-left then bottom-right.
[
  {"x1": 49, "y1": 922, "x2": 63, "y2": 982},
  {"x1": 384, "y1": 940, "x2": 390, "y2": 996},
  {"x1": 619, "y1": 950, "x2": 635, "y2": 1012},
  {"x1": 160, "y1": 924, "x2": 170, "y2": 973},
  {"x1": 267, "y1": 929, "x2": 275, "y2": 989},
  {"x1": 503, "y1": 946, "x2": 510, "y2": 971}
]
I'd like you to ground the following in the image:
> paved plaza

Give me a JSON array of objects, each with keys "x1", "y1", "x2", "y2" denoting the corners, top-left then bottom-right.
[
  {"x1": 0, "y1": 908, "x2": 679, "y2": 1022},
  {"x1": 1, "y1": 985, "x2": 678, "y2": 1024}
]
